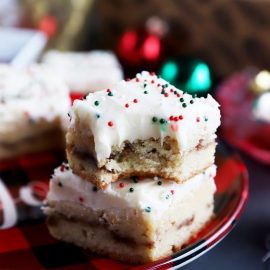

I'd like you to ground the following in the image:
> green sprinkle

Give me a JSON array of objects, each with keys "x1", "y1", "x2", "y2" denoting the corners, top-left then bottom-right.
[
  {"x1": 144, "y1": 90, "x2": 148, "y2": 94},
  {"x1": 92, "y1": 186, "x2": 98, "y2": 192},
  {"x1": 129, "y1": 187, "x2": 134, "y2": 192},
  {"x1": 164, "y1": 84, "x2": 169, "y2": 88},
  {"x1": 182, "y1": 103, "x2": 187, "y2": 108},
  {"x1": 166, "y1": 194, "x2": 170, "y2": 199},
  {"x1": 174, "y1": 91, "x2": 177, "y2": 94},
  {"x1": 132, "y1": 176, "x2": 139, "y2": 183},
  {"x1": 58, "y1": 182, "x2": 63, "y2": 187},
  {"x1": 157, "y1": 180, "x2": 162, "y2": 186},
  {"x1": 145, "y1": 206, "x2": 151, "y2": 213},
  {"x1": 190, "y1": 100, "x2": 194, "y2": 104},
  {"x1": 144, "y1": 83, "x2": 147, "y2": 88},
  {"x1": 96, "y1": 114, "x2": 100, "y2": 119},
  {"x1": 159, "y1": 118, "x2": 166, "y2": 124},
  {"x1": 161, "y1": 90, "x2": 165, "y2": 94},
  {"x1": 94, "y1": 100, "x2": 99, "y2": 106},
  {"x1": 180, "y1": 97, "x2": 184, "y2": 102},
  {"x1": 204, "y1": 117, "x2": 208, "y2": 122},
  {"x1": 152, "y1": 116, "x2": 158, "y2": 123},
  {"x1": 108, "y1": 92, "x2": 113, "y2": 96}
]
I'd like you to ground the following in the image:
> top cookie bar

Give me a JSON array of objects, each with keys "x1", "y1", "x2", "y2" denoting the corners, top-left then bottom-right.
[{"x1": 66, "y1": 71, "x2": 220, "y2": 188}]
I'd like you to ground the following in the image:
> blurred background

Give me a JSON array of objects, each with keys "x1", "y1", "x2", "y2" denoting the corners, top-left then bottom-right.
[
  {"x1": 1, "y1": 1, "x2": 270, "y2": 269},
  {"x1": 2, "y1": 0, "x2": 270, "y2": 78}
]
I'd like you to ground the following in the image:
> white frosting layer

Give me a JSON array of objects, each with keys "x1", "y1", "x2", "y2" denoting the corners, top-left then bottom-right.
[
  {"x1": 254, "y1": 92, "x2": 270, "y2": 122},
  {"x1": 0, "y1": 64, "x2": 70, "y2": 137},
  {"x1": 70, "y1": 71, "x2": 221, "y2": 161},
  {"x1": 47, "y1": 164, "x2": 216, "y2": 216},
  {"x1": 42, "y1": 50, "x2": 123, "y2": 93}
]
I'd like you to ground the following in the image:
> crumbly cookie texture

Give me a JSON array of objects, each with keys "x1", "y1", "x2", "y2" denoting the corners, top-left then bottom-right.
[
  {"x1": 253, "y1": 92, "x2": 270, "y2": 123},
  {"x1": 0, "y1": 64, "x2": 70, "y2": 159},
  {"x1": 67, "y1": 71, "x2": 220, "y2": 186},
  {"x1": 42, "y1": 50, "x2": 123, "y2": 93},
  {"x1": 67, "y1": 136, "x2": 216, "y2": 189},
  {"x1": 44, "y1": 164, "x2": 216, "y2": 264}
]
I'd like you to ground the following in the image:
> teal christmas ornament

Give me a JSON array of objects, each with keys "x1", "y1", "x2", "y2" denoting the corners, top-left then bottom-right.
[{"x1": 159, "y1": 58, "x2": 213, "y2": 95}]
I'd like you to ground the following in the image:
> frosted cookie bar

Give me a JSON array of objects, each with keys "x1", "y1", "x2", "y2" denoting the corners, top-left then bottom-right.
[
  {"x1": 66, "y1": 71, "x2": 220, "y2": 188},
  {"x1": 44, "y1": 164, "x2": 216, "y2": 264},
  {"x1": 42, "y1": 50, "x2": 123, "y2": 93},
  {"x1": 0, "y1": 64, "x2": 70, "y2": 159}
]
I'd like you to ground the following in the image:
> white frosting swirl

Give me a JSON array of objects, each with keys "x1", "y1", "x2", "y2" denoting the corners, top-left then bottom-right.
[{"x1": 70, "y1": 71, "x2": 221, "y2": 161}]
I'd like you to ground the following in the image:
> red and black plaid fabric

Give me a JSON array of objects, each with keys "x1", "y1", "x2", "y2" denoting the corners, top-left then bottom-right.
[{"x1": 0, "y1": 151, "x2": 129, "y2": 270}]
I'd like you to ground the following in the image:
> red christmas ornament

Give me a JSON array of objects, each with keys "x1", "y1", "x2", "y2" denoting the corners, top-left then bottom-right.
[
  {"x1": 117, "y1": 29, "x2": 161, "y2": 68},
  {"x1": 118, "y1": 30, "x2": 161, "y2": 64}
]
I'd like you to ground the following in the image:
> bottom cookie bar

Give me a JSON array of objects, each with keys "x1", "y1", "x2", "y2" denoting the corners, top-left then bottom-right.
[{"x1": 44, "y1": 165, "x2": 216, "y2": 265}]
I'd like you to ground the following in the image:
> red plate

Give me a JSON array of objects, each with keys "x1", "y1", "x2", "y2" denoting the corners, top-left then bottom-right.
[
  {"x1": 216, "y1": 68, "x2": 270, "y2": 164},
  {"x1": 0, "y1": 144, "x2": 248, "y2": 270}
]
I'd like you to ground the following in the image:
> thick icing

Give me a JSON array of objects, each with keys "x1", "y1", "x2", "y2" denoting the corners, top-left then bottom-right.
[
  {"x1": 254, "y1": 92, "x2": 270, "y2": 122},
  {"x1": 0, "y1": 64, "x2": 70, "y2": 136},
  {"x1": 70, "y1": 71, "x2": 221, "y2": 161},
  {"x1": 47, "y1": 164, "x2": 216, "y2": 216},
  {"x1": 42, "y1": 50, "x2": 123, "y2": 93}
]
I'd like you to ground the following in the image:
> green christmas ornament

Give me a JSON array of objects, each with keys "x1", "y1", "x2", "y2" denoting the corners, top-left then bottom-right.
[
  {"x1": 160, "y1": 61, "x2": 179, "y2": 82},
  {"x1": 159, "y1": 58, "x2": 213, "y2": 95},
  {"x1": 186, "y1": 62, "x2": 211, "y2": 93}
]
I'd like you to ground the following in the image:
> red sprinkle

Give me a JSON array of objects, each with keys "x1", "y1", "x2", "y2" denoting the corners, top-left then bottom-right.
[
  {"x1": 170, "y1": 89, "x2": 174, "y2": 93},
  {"x1": 164, "y1": 93, "x2": 169, "y2": 97},
  {"x1": 119, "y1": 182, "x2": 124, "y2": 188},
  {"x1": 125, "y1": 103, "x2": 129, "y2": 108},
  {"x1": 170, "y1": 190, "x2": 175, "y2": 195},
  {"x1": 108, "y1": 121, "x2": 113, "y2": 127},
  {"x1": 169, "y1": 116, "x2": 174, "y2": 121},
  {"x1": 157, "y1": 83, "x2": 161, "y2": 87},
  {"x1": 133, "y1": 99, "x2": 138, "y2": 103},
  {"x1": 173, "y1": 116, "x2": 179, "y2": 121},
  {"x1": 60, "y1": 164, "x2": 65, "y2": 172},
  {"x1": 196, "y1": 117, "x2": 200, "y2": 122},
  {"x1": 151, "y1": 80, "x2": 155, "y2": 84},
  {"x1": 179, "y1": 115, "x2": 183, "y2": 120},
  {"x1": 136, "y1": 78, "x2": 140, "y2": 82},
  {"x1": 170, "y1": 123, "x2": 178, "y2": 132},
  {"x1": 79, "y1": 197, "x2": 84, "y2": 203},
  {"x1": 126, "y1": 78, "x2": 131, "y2": 81},
  {"x1": 106, "y1": 89, "x2": 111, "y2": 93},
  {"x1": 176, "y1": 94, "x2": 180, "y2": 98}
]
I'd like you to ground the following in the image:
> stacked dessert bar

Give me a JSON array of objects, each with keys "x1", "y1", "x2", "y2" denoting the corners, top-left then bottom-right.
[{"x1": 44, "y1": 71, "x2": 221, "y2": 264}]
